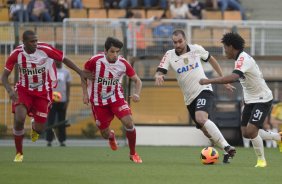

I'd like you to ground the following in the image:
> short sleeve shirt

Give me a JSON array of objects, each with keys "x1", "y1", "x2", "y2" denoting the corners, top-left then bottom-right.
[{"x1": 157, "y1": 44, "x2": 212, "y2": 105}]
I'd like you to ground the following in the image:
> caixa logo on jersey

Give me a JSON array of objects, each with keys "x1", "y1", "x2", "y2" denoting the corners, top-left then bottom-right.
[
  {"x1": 97, "y1": 77, "x2": 119, "y2": 86},
  {"x1": 19, "y1": 67, "x2": 46, "y2": 76},
  {"x1": 177, "y1": 62, "x2": 199, "y2": 74}
]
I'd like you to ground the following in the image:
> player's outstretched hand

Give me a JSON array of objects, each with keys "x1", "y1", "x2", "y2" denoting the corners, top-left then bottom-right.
[
  {"x1": 224, "y1": 83, "x2": 236, "y2": 92},
  {"x1": 155, "y1": 74, "x2": 165, "y2": 86},
  {"x1": 130, "y1": 94, "x2": 140, "y2": 103}
]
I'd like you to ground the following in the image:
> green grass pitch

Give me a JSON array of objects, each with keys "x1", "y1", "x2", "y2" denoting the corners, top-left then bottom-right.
[{"x1": 0, "y1": 146, "x2": 281, "y2": 184}]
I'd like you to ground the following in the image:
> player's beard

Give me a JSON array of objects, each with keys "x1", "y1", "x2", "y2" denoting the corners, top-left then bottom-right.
[{"x1": 175, "y1": 47, "x2": 185, "y2": 55}]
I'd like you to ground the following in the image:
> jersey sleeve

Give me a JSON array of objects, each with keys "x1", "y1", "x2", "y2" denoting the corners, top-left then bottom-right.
[
  {"x1": 234, "y1": 55, "x2": 250, "y2": 73},
  {"x1": 84, "y1": 59, "x2": 95, "y2": 71},
  {"x1": 39, "y1": 43, "x2": 64, "y2": 61},
  {"x1": 194, "y1": 44, "x2": 210, "y2": 61},
  {"x1": 157, "y1": 51, "x2": 171, "y2": 72},
  {"x1": 123, "y1": 60, "x2": 135, "y2": 77},
  {"x1": 5, "y1": 50, "x2": 19, "y2": 72}
]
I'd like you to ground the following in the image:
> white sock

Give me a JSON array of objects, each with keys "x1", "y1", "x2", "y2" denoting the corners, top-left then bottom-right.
[
  {"x1": 203, "y1": 120, "x2": 229, "y2": 149},
  {"x1": 242, "y1": 137, "x2": 250, "y2": 148},
  {"x1": 258, "y1": 129, "x2": 280, "y2": 141},
  {"x1": 272, "y1": 128, "x2": 279, "y2": 148},
  {"x1": 251, "y1": 135, "x2": 265, "y2": 160},
  {"x1": 265, "y1": 140, "x2": 272, "y2": 148}
]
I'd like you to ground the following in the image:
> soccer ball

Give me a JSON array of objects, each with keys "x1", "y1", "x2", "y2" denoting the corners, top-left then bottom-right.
[
  {"x1": 52, "y1": 91, "x2": 62, "y2": 102},
  {"x1": 200, "y1": 147, "x2": 219, "y2": 164}
]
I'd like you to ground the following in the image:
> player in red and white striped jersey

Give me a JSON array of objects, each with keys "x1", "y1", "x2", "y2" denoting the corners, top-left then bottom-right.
[
  {"x1": 1, "y1": 30, "x2": 93, "y2": 162},
  {"x1": 82, "y1": 37, "x2": 143, "y2": 163}
]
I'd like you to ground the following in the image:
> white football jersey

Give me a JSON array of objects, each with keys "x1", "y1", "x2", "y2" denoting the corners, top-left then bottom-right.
[
  {"x1": 233, "y1": 51, "x2": 273, "y2": 103},
  {"x1": 158, "y1": 44, "x2": 212, "y2": 105}
]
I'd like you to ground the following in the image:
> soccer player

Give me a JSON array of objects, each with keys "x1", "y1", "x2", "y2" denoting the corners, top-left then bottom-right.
[
  {"x1": 1, "y1": 30, "x2": 93, "y2": 162},
  {"x1": 155, "y1": 29, "x2": 236, "y2": 163},
  {"x1": 199, "y1": 32, "x2": 282, "y2": 167},
  {"x1": 81, "y1": 37, "x2": 143, "y2": 163}
]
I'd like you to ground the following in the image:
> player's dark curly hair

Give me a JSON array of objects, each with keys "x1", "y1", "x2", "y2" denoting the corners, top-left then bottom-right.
[
  {"x1": 221, "y1": 32, "x2": 245, "y2": 50},
  {"x1": 105, "y1": 37, "x2": 123, "y2": 51}
]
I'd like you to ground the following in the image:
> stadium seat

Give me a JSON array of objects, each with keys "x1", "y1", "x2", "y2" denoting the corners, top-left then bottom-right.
[
  {"x1": 0, "y1": 8, "x2": 9, "y2": 21},
  {"x1": 108, "y1": 9, "x2": 126, "y2": 18},
  {"x1": 203, "y1": 11, "x2": 222, "y2": 20},
  {"x1": 191, "y1": 27, "x2": 213, "y2": 47},
  {"x1": 82, "y1": 0, "x2": 103, "y2": 9},
  {"x1": 223, "y1": 11, "x2": 242, "y2": 20},
  {"x1": 131, "y1": 9, "x2": 146, "y2": 19},
  {"x1": 146, "y1": 9, "x2": 165, "y2": 19},
  {"x1": 88, "y1": 9, "x2": 107, "y2": 18},
  {"x1": 69, "y1": 9, "x2": 88, "y2": 18}
]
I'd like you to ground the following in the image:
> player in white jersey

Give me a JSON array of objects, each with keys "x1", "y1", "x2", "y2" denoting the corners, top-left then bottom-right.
[
  {"x1": 1, "y1": 30, "x2": 93, "y2": 162},
  {"x1": 155, "y1": 29, "x2": 236, "y2": 163},
  {"x1": 82, "y1": 37, "x2": 143, "y2": 163},
  {"x1": 199, "y1": 32, "x2": 282, "y2": 167}
]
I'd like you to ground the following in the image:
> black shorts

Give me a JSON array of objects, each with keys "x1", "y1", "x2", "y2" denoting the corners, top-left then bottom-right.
[
  {"x1": 241, "y1": 100, "x2": 273, "y2": 128},
  {"x1": 187, "y1": 90, "x2": 214, "y2": 129}
]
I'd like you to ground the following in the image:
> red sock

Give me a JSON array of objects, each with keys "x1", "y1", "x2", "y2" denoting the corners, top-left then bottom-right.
[
  {"x1": 14, "y1": 134, "x2": 24, "y2": 155},
  {"x1": 126, "y1": 128, "x2": 136, "y2": 155},
  {"x1": 13, "y1": 129, "x2": 24, "y2": 155},
  {"x1": 109, "y1": 130, "x2": 115, "y2": 141}
]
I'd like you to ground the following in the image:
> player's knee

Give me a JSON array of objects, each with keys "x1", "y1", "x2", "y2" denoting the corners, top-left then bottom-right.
[
  {"x1": 14, "y1": 116, "x2": 25, "y2": 125},
  {"x1": 195, "y1": 117, "x2": 207, "y2": 126}
]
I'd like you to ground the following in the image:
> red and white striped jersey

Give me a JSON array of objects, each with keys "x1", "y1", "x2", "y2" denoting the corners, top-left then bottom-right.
[
  {"x1": 4, "y1": 42, "x2": 64, "y2": 95},
  {"x1": 84, "y1": 53, "x2": 135, "y2": 106}
]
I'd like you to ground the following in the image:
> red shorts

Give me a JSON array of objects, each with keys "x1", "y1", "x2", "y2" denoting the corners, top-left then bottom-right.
[
  {"x1": 12, "y1": 87, "x2": 52, "y2": 123},
  {"x1": 91, "y1": 99, "x2": 131, "y2": 130}
]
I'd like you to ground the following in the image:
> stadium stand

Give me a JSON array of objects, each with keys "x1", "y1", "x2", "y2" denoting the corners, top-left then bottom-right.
[
  {"x1": 146, "y1": 9, "x2": 166, "y2": 19},
  {"x1": 108, "y1": 9, "x2": 126, "y2": 18},
  {"x1": 223, "y1": 11, "x2": 242, "y2": 20},
  {"x1": 191, "y1": 27, "x2": 213, "y2": 47},
  {"x1": 131, "y1": 9, "x2": 146, "y2": 18},
  {"x1": 88, "y1": 9, "x2": 107, "y2": 18},
  {"x1": 202, "y1": 10, "x2": 222, "y2": 20},
  {"x1": 0, "y1": 8, "x2": 9, "y2": 21},
  {"x1": 82, "y1": 0, "x2": 103, "y2": 9},
  {"x1": 69, "y1": 9, "x2": 88, "y2": 18}
]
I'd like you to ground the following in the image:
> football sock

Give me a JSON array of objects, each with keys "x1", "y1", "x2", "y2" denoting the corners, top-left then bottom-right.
[
  {"x1": 125, "y1": 127, "x2": 136, "y2": 155},
  {"x1": 13, "y1": 128, "x2": 25, "y2": 155},
  {"x1": 242, "y1": 137, "x2": 251, "y2": 148},
  {"x1": 204, "y1": 120, "x2": 229, "y2": 149},
  {"x1": 272, "y1": 128, "x2": 278, "y2": 148},
  {"x1": 109, "y1": 130, "x2": 115, "y2": 141},
  {"x1": 265, "y1": 140, "x2": 272, "y2": 148},
  {"x1": 258, "y1": 129, "x2": 280, "y2": 141},
  {"x1": 251, "y1": 135, "x2": 265, "y2": 160}
]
